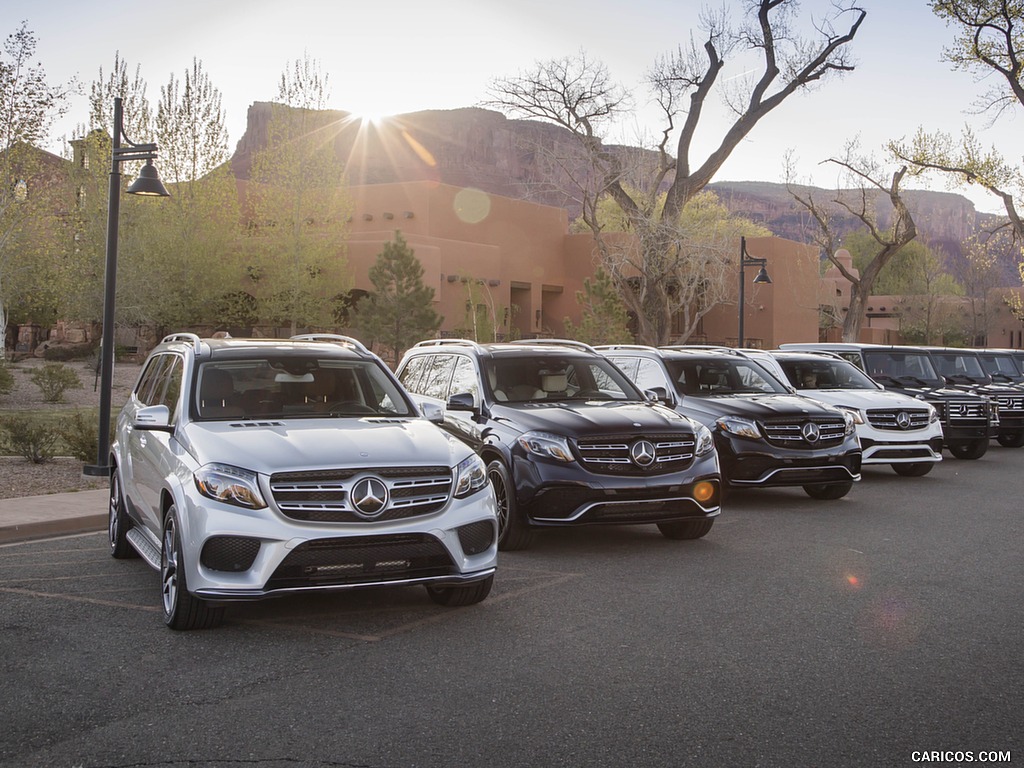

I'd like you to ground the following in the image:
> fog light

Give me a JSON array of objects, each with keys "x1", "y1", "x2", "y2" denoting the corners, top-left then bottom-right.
[{"x1": 693, "y1": 481, "x2": 716, "y2": 504}]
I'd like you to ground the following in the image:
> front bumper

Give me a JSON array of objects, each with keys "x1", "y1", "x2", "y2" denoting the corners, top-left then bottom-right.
[
  {"x1": 717, "y1": 433, "x2": 862, "y2": 488},
  {"x1": 856, "y1": 422, "x2": 945, "y2": 465},
  {"x1": 176, "y1": 479, "x2": 499, "y2": 601},
  {"x1": 513, "y1": 451, "x2": 721, "y2": 526}
]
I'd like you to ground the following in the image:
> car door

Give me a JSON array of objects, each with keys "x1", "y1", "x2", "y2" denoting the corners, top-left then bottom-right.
[{"x1": 128, "y1": 354, "x2": 183, "y2": 533}]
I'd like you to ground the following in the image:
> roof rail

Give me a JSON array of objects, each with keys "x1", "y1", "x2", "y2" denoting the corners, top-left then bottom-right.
[
  {"x1": 660, "y1": 344, "x2": 742, "y2": 356},
  {"x1": 593, "y1": 344, "x2": 658, "y2": 352},
  {"x1": 289, "y1": 333, "x2": 370, "y2": 354},
  {"x1": 411, "y1": 338, "x2": 485, "y2": 351},
  {"x1": 507, "y1": 338, "x2": 598, "y2": 353},
  {"x1": 160, "y1": 332, "x2": 203, "y2": 354}
]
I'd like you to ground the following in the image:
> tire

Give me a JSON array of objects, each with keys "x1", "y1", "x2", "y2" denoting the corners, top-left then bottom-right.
[
  {"x1": 891, "y1": 462, "x2": 934, "y2": 477},
  {"x1": 657, "y1": 519, "x2": 714, "y2": 540},
  {"x1": 425, "y1": 575, "x2": 494, "y2": 607},
  {"x1": 487, "y1": 460, "x2": 534, "y2": 552},
  {"x1": 108, "y1": 467, "x2": 138, "y2": 559},
  {"x1": 161, "y1": 507, "x2": 224, "y2": 630},
  {"x1": 802, "y1": 480, "x2": 853, "y2": 500},
  {"x1": 947, "y1": 439, "x2": 989, "y2": 460},
  {"x1": 996, "y1": 430, "x2": 1024, "y2": 448}
]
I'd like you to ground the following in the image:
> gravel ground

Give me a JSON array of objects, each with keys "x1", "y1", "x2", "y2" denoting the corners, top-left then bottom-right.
[{"x1": 0, "y1": 357, "x2": 142, "y2": 499}]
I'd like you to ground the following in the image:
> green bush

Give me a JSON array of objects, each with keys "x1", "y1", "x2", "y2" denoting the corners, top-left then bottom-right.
[
  {"x1": 0, "y1": 415, "x2": 60, "y2": 464},
  {"x1": 30, "y1": 362, "x2": 83, "y2": 403},
  {"x1": 0, "y1": 364, "x2": 13, "y2": 397},
  {"x1": 59, "y1": 410, "x2": 100, "y2": 461}
]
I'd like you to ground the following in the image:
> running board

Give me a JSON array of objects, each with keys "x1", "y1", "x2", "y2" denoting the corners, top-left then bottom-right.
[{"x1": 126, "y1": 527, "x2": 161, "y2": 570}]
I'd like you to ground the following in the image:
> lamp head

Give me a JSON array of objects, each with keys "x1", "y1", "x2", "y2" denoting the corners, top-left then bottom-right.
[
  {"x1": 127, "y1": 160, "x2": 170, "y2": 196},
  {"x1": 753, "y1": 265, "x2": 772, "y2": 285}
]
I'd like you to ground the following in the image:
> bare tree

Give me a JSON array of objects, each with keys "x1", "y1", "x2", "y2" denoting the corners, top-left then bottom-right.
[
  {"x1": 890, "y1": 0, "x2": 1024, "y2": 243},
  {"x1": 486, "y1": 1, "x2": 865, "y2": 344},
  {"x1": 787, "y1": 145, "x2": 917, "y2": 342}
]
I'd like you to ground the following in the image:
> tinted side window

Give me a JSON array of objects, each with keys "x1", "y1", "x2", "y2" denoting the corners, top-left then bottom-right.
[
  {"x1": 420, "y1": 355, "x2": 456, "y2": 400},
  {"x1": 634, "y1": 359, "x2": 669, "y2": 391},
  {"x1": 398, "y1": 355, "x2": 429, "y2": 393},
  {"x1": 449, "y1": 356, "x2": 479, "y2": 400},
  {"x1": 608, "y1": 356, "x2": 639, "y2": 379},
  {"x1": 155, "y1": 356, "x2": 184, "y2": 416},
  {"x1": 135, "y1": 355, "x2": 170, "y2": 406}
]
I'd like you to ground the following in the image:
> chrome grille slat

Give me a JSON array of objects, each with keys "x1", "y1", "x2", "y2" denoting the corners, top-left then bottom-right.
[
  {"x1": 576, "y1": 434, "x2": 697, "y2": 474},
  {"x1": 761, "y1": 418, "x2": 846, "y2": 447}
]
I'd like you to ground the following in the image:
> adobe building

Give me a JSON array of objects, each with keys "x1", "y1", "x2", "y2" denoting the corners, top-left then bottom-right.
[{"x1": 340, "y1": 181, "x2": 820, "y2": 347}]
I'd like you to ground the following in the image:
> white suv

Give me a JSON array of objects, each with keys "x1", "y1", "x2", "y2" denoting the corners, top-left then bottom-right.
[
  {"x1": 753, "y1": 350, "x2": 944, "y2": 477},
  {"x1": 108, "y1": 333, "x2": 497, "y2": 629}
]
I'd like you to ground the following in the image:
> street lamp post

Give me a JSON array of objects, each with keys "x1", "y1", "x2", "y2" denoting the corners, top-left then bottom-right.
[
  {"x1": 83, "y1": 97, "x2": 169, "y2": 477},
  {"x1": 737, "y1": 236, "x2": 772, "y2": 348}
]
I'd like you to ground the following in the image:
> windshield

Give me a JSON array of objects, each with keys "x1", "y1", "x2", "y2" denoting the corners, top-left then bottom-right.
[
  {"x1": 978, "y1": 353, "x2": 1023, "y2": 379},
  {"x1": 778, "y1": 358, "x2": 879, "y2": 390},
  {"x1": 485, "y1": 355, "x2": 642, "y2": 402},
  {"x1": 194, "y1": 358, "x2": 415, "y2": 420},
  {"x1": 861, "y1": 351, "x2": 943, "y2": 387},
  {"x1": 664, "y1": 358, "x2": 790, "y2": 396},
  {"x1": 930, "y1": 353, "x2": 986, "y2": 379}
]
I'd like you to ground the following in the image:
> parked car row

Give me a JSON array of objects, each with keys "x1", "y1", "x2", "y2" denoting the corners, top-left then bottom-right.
[{"x1": 107, "y1": 333, "x2": 1023, "y2": 630}]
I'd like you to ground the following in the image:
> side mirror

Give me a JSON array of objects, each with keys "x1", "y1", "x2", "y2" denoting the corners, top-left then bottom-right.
[
  {"x1": 644, "y1": 387, "x2": 677, "y2": 407},
  {"x1": 447, "y1": 391, "x2": 477, "y2": 413},
  {"x1": 419, "y1": 401, "x2": 445, "y2": 424},
  {"x1": 134, "y1": 404, "x2": 173, "y2": 432}
]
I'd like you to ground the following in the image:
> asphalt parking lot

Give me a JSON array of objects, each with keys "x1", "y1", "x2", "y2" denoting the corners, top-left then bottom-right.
[{"x1": 2, "y1": 450, "x2": 1022, "y2": 768}]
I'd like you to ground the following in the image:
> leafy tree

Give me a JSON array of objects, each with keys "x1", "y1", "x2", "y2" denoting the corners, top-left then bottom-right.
[
  {"x1": 486, "y1": 1, "x2": 864, "y2": 344},
  {"x1": 247, "y1": 54, "x2": 352, "y2": 333},
  {"x1": 127, "y1": 58, "x2": 241, "y2": 332},
  {"x1": 564, "y1": 267, "x2": 633, "y2": 345},
  {"x1": 0, "y1": 22, "x2": 71, "y2": 355},
  {"x1": 355, "y1": 231, "x2": 441, "y2": 362},
  {"x1": 890, "y1": 1, "x2": 1024, "y2": 245}
]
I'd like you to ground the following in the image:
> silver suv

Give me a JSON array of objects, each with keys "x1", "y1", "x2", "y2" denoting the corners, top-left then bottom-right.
[{"x1": 108, "y1": 333, "x2": 497, "y2": 630}]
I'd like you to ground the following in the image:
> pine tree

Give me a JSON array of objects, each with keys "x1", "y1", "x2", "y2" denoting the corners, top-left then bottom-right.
[{"x1": 356, "y1": 232, "x2": 441, "y2": 363}]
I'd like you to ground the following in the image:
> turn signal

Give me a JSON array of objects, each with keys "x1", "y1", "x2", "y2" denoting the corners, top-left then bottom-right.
[{"x1": 693, "y1": 481, "x2": 717, "y2": 504}]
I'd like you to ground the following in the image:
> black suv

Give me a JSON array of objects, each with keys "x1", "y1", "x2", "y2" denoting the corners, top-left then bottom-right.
[
  {"x1": 926, "y1": 347, "x2": 1024, "y2": 448},
  {"x1": 396, "y1": 339, "x2": 721, "y2": 550},
  {"x1": 780, "y1": 343, "x2": 995, "y2": 460},
  {"x1": 598, "y1": 346, "x2": 862, "y2": 500}
]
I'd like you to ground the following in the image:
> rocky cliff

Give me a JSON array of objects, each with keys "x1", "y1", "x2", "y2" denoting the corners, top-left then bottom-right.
[{"x1": 229, "y1": 103, "x2": 1016, "y2": 282}]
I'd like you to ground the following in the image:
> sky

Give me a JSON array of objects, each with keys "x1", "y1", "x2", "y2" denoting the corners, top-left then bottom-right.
[{"x1": 5, "y1": 0, "x2": 1019, "y2": 214}]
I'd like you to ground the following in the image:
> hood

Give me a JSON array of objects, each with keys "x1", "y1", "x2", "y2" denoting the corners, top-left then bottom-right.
[
  {"x1": 676, "y1": 393, "x2": 843, "y2": 425},
  {"x1": 794, "y1": 388, "x2": 930, "y2": 411},
  {"x1": 178, "y1": 417, "x2": 467, "y2": 474},
  {"x1": 489, "y1": 400, "x2": 694, "y2": 437}
]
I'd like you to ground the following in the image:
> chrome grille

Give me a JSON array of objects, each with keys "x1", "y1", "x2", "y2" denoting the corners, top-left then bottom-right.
[
  {"x1": 935, "y1": 400, "x2": 988, "y2": 424},
  {"x1": 576, "y1": 433, "x2": 696, "y2": 474},
  {"x1": 269, "y1": 466, "x2": 452, "y2": 522},
  {"x1": 994, "y1": 394, "x2": 1024, "y2": 413},
  {"x1": 761, "y1": 418, "x2": 847, "y2": 447},
  {"x1": 866, "y1": 408, "x2": 932, "y2": 431}
]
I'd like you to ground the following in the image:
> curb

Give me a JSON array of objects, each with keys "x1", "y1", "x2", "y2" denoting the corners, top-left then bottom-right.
[{"x1": 0, "y1": 514, "x2": 107, "y2": 545}]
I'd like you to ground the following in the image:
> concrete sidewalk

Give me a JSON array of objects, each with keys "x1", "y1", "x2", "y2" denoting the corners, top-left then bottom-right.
[{"x1": 0, "y1": 489, "x2": 108, "y2": 544}]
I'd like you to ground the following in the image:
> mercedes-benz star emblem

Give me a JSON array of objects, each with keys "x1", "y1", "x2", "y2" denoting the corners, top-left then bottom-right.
[
  {"x1": 801, "y1": 422, "x2": 821, "y2": 443},
  {"x1": 896, "y1": 411, "x2": 912, "y2": 429},
  {"x1": 630, "y1": 440, "x2": 657, "y2": 467},
  {"x1": 351, "y1": 477, "x2": 389, "y2": 518}
]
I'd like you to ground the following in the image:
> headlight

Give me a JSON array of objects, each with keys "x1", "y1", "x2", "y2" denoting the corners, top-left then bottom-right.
[
  {"x1": 715, "y1": 416, "x2": 762, "y2": 440},
  {"x1": 841, "y1": 410, "x2": 857, "y2": 435},
  {"x1": 927, "y1": 404, "x2": 939, "y2": 423},
  {"x1": 839, "y1": 406, "x2": 865, "y2": 425},
  {"x1": 695, "y1": 424, "x2": 715, "y2": 456},
  {"x1": 453, "y1": 453, "x2": 488, "y2": 498},
  {"x1": 194, "y1": 463, "x2": 267, "y2": 509},
  {"x1": 517, "y1": 430, "x2": 575, "y2": 462}
]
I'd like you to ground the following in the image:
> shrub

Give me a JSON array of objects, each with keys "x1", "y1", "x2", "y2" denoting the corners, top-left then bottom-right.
[
  {"x1": 30, "y1": 363, "x2": 83, "y2": 403},
  {"x1": 0, "y1": 415, "x2": 60, "y2": 464},
  {"x1": 59, "y1": 410, "x2": 100, "y2": 461},
  {"x1": 0, "y1": 364, "x2": 13, "y2": 397}
]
